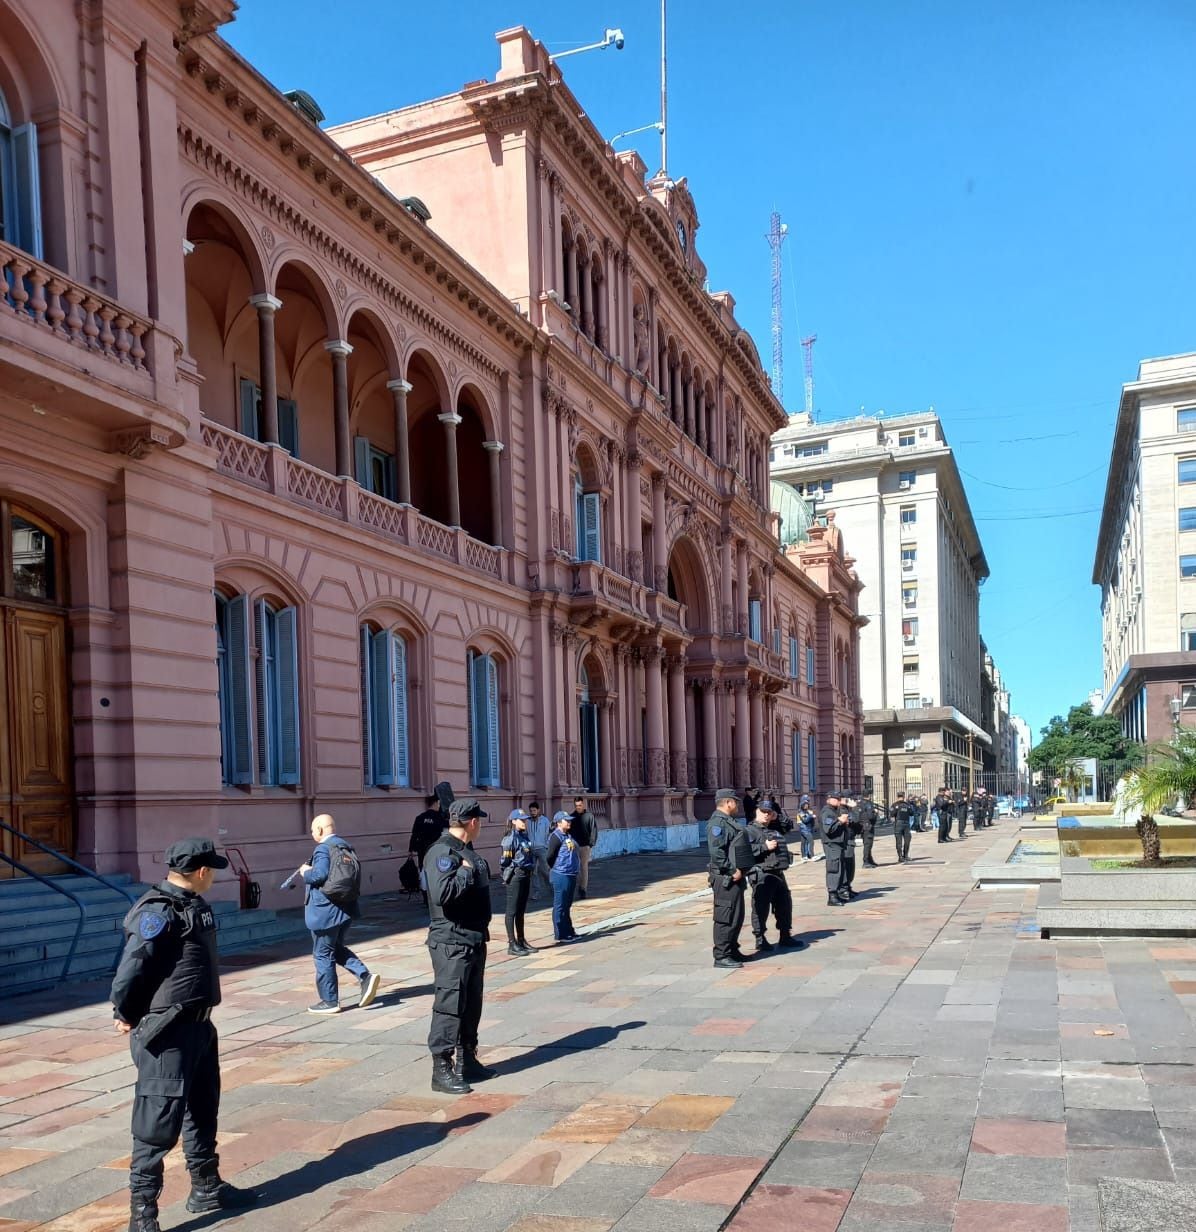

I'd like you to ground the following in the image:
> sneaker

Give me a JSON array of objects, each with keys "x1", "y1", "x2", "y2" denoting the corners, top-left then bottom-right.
[
  {"x1": 358, "y1": 973, "x2": 381, "y2": 1009},
  {"x1": 307, "y1": 1001, "x2": 341, "y2": 1015}
]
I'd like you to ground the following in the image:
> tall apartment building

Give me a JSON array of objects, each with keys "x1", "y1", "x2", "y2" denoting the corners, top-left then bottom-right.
[
  {"x1": 1094, "y1": 352, "x2": 1196, "y2": 742},
  {"x1": 770, "y1": 411, "x2": 989, "y2": 799}
]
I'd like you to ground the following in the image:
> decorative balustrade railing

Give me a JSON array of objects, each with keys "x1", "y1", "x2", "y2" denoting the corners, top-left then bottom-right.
[
  {"x1": 200, "y1": 420, "x2": 505, "y2": 580},
  {"x1": 0, "y1": 241, "x2": 152, "y2": 373}
]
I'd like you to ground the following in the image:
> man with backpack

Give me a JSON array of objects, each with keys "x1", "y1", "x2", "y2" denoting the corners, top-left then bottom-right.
[{"x1": 300, "y1": 814, "x2": 380, "y2": 1015}]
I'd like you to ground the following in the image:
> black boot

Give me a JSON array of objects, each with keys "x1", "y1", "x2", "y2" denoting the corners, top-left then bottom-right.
[
  {"x1": 129, "y1": 1196, "x2": 161, "y2": 1232},
  {"x1": 755, "y1": 934, "x2": 773, "y2": 952},
  {"x1": 826, "y1": 895, "x2": 844, "y2": 907},
  {"x1": 458, "y1": 1047, "x2": 497, "y2": 1083},
  {"x1": 185, "y1": 1174, "x2": 257, "y2": 1214},
  {"x1": 517, "y1": 937, "x2": 535, "y2": 953},
  {"x1": 507, "y1": 941, "x2": 524, "y2": 956},
  {"x1": 779, "y1": 932, "x2": 806, "y2": 949},
  {"x1": 431, "y1": 1051, "x2": 471, "y2": 1094}
]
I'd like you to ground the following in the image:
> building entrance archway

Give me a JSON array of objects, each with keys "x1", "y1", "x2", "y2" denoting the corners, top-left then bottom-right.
[{"x1": 0, "y1": 500, "x2": 73, "y2": 877}]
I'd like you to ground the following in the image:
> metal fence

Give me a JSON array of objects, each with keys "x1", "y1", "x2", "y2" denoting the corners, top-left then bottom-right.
[{"x1": 885, "y1": 761, "x2": 1133, "y2": 810}]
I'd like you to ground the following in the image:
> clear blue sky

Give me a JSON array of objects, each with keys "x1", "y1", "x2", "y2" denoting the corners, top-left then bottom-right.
[{"x1": 226, "y1": 0, "x2": 1196, "y2": 742}]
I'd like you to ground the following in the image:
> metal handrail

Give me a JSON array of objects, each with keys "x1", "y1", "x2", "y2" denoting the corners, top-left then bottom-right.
[
  {"x1": 0, "y1": 819, "x2": 138, "y2": 984},
  {"x1": 0, "y1": 820, "x2": 137, "y2": 905},
  {"x1": 0, "y1": 849, "x2": 86, "y2": 991}
]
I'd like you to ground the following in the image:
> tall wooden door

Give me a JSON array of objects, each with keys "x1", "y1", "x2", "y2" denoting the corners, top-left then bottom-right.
[{"x1": 0, "y1": 503, "x2": 74, "y2": 878}]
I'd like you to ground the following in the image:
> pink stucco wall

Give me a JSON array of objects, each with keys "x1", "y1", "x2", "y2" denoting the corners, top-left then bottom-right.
[{"x1": 0, "y1": 1, "x2": 863, "y2": 906}]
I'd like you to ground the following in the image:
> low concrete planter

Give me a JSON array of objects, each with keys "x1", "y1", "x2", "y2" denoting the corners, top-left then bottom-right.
[{"x1": 1061, "y1": 856, "x2": 1196, "y2": 902}]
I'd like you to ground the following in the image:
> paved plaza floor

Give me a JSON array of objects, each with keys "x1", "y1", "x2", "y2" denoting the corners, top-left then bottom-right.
[{"x1": 4, "y1": 825, "x2": 1196, "y2": 1231}]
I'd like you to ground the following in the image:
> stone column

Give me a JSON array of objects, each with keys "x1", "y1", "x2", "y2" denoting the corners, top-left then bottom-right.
[
  {"x1": 643, "y1": 646, "x2": 666, "y2": 786},
  {"x1": 483, "y1": 441, "x2": 504, "y2": 546},
  {"x1": 701, "y1": 683, "x2": 718, "y2": 790},
  {"x1": 578, "y1": 252, "x2": 593, "y2": 337},
  {"x1": 565, "y1": 237, "x2": 578, "y2": 320},
  {"x1": 249, "y1": 293, "x2": 282, "y2": 444},
  {"x1": 684, "y1": 376, "x2": 695, "y2": 438},
  {"x1": 652, "y1": 474, "x2": 668, "y2": 592},
  {"x1": 694, "y1": 387, "x2": 705, "y2": 453},
  {"x1": 438, "y1": 412, "x2": 462, "y2": 527},
  {"x1": 736, "y1": 540, "x2": 749, "y2": 635},
  {"x1": 648, "y1": 288, "x2": 659, "y2": 389},
  {"x1": 625, "y1": 452, "x2": 642, "y2": 582},
  {"x1": 387, "y1": 378, "x2": 412, "y2": 504},
  {"x1": 684, "y1": 679, "x2": 697, "y2": 790},
  {"x1": 327, "y1": 339, "x2": 353, "y2": 477},
  {"x1": 733, "y1": 681, "x2": 750, "y2": 786},
  {"x1": 667, "y1": 654, "x2": 687, "y2": 788},
  {"x1": 749, "y1": 685, "x2": 764, "y2": 788},
  {"x1": 720, "y1": 533, "x2": 734, "y2": 634}
]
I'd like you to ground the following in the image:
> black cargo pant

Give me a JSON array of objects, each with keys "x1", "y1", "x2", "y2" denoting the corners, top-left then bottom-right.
[
  {"x1": 751, "y1": 872, "x2": 793, "y2": 937},
  {"x1": 824, "y1": 845, "x2": 844, "y2": 898},
  {"x1": 842, "y1": 845, "x2": 856, "y2": 893},
  {"x1": 938, "y1": 812, "x2": 952, "y2": 841},
  {"x1": 711, "y1": 875, "x2": 746, "y2": 960},
  {"x1": 894, "y1": 820, "x2": 912, "y2": 861},
  {"x1": 129, "y1": 1015, "x2": 220, "y2": 1202},
  {"x1": 861, "y1": 824, "x2": 875, "y2": 864},
  {"x1": 428, "y1": 939, "x2": 486, "y2": 1056}
]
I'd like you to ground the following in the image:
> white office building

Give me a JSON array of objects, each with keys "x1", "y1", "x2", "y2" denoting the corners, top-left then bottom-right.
[{"x1": 770, "y1": 410, "x2": 990, "y2": 797}]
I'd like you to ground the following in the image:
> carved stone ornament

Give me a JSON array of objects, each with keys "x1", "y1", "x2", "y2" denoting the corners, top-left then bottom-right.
[
  {"x1": 260, "y1": 223, "x2": 276, "y2": 250},
  {"x1": 110, "y1": 426, "x2": 184, "y2": 458}
]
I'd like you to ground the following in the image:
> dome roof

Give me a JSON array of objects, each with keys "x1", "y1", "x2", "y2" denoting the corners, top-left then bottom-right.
[{"x1": 771, "y1": 480, "x2": 814, "y2": 547}]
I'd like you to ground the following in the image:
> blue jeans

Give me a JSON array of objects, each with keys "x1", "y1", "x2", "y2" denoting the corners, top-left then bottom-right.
[
  {"x1": 799, "y1": 831, "x2": 815, "y2": 859},
  {"x1": 312, "y1": 920, "x2": 368, "y2": 1005},
  {"x1": 551, "y1": 871, "x2": 578, "y2": 940}
]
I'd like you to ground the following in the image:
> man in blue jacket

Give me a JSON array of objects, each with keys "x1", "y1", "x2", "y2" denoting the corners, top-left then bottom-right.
[{"x1": 300, "y1": 813, "x2": 380, "y2": 1014}]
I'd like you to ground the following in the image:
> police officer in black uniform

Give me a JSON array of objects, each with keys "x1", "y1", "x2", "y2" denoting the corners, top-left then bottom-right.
[
  {"x1": 818, "y1": 791, "x2": 851, "y2": 906},
  {"x1": 890, "y1": 791, "x2": 915, "y2": 863},
  {"x1": 424, "y1": 797, "x2": 495, "y2": 1095},
  {"x1": 707, "y1": 788, "x2": 755, "y2": 968},
  {"x1": 747, "y1": 799, "x2": 806, "y2": 952},
  {"x1": 858, "y1": 793, "x2": 880, "y2": 868},
  {"x1": 111, "y1": 838, "x2": 255, "y2": 1232},
  {"x1": 841, "y1": 791, "x2": 861, "y2": 898},
  {"x1": 934, "y1": 787, "x2": 953, "y2": 842}
]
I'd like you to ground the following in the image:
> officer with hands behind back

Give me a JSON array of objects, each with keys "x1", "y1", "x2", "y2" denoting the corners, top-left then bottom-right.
[
  {"x1": 891, "y1": 791, "x2": 915, "y2": 863},
  {"x1": 110, "y1": 837, "x2": 256, "y2": 1232},
  {"x1": 707, "y1": 788, "x2": 756, "y2": 968},
  {"x1": 424, "y1": 798, "x2": 496, "y2": 1095},
  {"x1": 818, "y1": 791, "x2": 852, "y2": 906},
  {"x1": 747, "y1": 799, "x2": 806, "y2": 952}
]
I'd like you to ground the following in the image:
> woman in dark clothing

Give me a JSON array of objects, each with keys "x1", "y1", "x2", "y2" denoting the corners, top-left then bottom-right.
[
  {"x1": 546, "y1": 811, "x2": 581, "y2": 943},
  {"x1": 501, "y1": 809, "x2": 536, "y2": 955}
]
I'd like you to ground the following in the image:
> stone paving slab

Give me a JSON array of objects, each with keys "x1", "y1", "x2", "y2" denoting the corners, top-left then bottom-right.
[{"x1": 2, "y1": 827, "x2": 1196, "y2": 1229}]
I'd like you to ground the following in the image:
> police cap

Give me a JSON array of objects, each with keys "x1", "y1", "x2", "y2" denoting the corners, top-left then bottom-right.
[
  {"x1": 507, "y1": 808, "x2": 530, "y2": 822},
  {"x1": 714, "y1": 788, "x2": 739, "y2": 803},
  {"x1": 449, "y1": 797, "x2": 488, "y2": 821},
  {"x1": 165, "y1": 836, "x2": 229, "y2": 873},
  {"x1": 756, "y1": 799, "x2": 779, "y2": 814}
]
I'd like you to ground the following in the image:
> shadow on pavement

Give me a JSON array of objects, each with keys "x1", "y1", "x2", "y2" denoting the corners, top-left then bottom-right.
[
  {"x1": 490, "y1": 1021, "x2": 649, "y2": 1077},
  {"x1": 174, "y1": 1111, "x2": 492, "y2": 1223}
]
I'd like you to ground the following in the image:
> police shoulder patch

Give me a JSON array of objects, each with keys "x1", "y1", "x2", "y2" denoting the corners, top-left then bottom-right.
[
  {"x1": 436, "y1": 856, "x2": 455, "y2": 872},
  {"x1": 711, "y1": 825, "x2": 723, "y2": 837},
  {"x1": 138, "y1": 911, "x2": 168, "y2": 940}
]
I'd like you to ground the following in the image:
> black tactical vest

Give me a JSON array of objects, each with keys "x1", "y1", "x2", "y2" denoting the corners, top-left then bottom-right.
[{"x1": 123, "y1": 886, "x2": 221, "y2": 1010}]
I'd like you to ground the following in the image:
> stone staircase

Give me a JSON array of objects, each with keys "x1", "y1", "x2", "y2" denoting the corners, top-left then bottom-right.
[{"x1": 0, "y1": 874, "x2": 307, "y2": 996}]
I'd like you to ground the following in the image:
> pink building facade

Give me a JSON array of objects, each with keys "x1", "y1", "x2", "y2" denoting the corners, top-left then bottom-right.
[{"x1": 0, "y1": 2, "x2": 863, "y2": 902}]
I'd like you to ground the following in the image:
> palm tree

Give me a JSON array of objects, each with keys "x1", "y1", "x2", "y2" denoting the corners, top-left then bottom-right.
[
  {"x1": 1121, "y1": 732, "x2": 1196, "y2": 867},
  {"x1": 1059, "y1": 763, "x2": 1084, "y2": 803}
]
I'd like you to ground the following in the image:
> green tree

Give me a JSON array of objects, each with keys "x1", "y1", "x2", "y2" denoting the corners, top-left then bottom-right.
[
  {"x1": 1121, "y1": 731, "x2": 1196, "y2": 866},
  {"x1": 1028, "y1": 702, "x2": 1141, "y2": 771}
]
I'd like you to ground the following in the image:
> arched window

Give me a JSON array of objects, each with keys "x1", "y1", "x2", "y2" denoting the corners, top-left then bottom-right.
[
  {"x1": 805, "y1": 631, "x2": 816, "y2": 685},
  {"x1": 0, "y1": 86, "x2": 42, "y2": 258},
  {"x1": 791, "y1": 725, "x2": 802, "y2": 792},
  {"x1": 573, "y1": 446, "x2": 603, "y2": 564},
  {"x1": 747, "y1": 572, "x2": 762, "y2": 643},
  {"x1": 467, "y1": 649, "x2": 501, "y2": 788},
  {"x1": 788, "y1": 621, "x2": 800, "y2": 679},
  {"x1": 4, "y1": 504, "x2": 59, "y2": 602},
  {"x1": 215, "y1": 591, "x2": 300, "y2": 786},
  {"x1": 578, "y1": 661, "x2": 600, "y2": 793},
  {"x1": 361, "y1": 624, "x2": 410, "y2": 787}
]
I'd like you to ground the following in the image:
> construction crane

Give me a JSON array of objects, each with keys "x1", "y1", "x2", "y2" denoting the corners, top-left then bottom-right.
[
  {"x1": 801, "y1": 333, "x2": 817, "y2": 419},
  {"x1": 766, "y1": 211, "x2": 787, "y2": 401}
]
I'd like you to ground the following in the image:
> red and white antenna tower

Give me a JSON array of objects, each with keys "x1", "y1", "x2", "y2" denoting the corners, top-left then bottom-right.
[
  {"x1": 766, "y1": 211, "x2": 787, "y2": 401},
  {"x1": 801, "y1": 334, "x2": 817, "y2": 419}
]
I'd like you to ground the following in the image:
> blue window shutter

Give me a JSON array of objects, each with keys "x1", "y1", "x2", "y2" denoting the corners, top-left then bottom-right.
[
  {"x1": 486, "y1": 655, "x2": 501, "y2": 787},
  {"x1": 574, "y1": 483, "x2": 585, "y2": 559},
  {"x1": 468, "y1": 651, "x2": 486, "y2": 786},
  {"x1": 11, "y1": 123, "x2": 42, "y2": 259},
  {"x1": 360, "y1": 626, "x2": 373, "y2": 786},
  {"x1": 254, "y1": 599, "x2": 273, "y2": 783},
  {"x1": 582, "y1": 493, "x2": 602, "y2": 563},
  {"x1": 789, "y1": 636, "x2": 798, "y2": 678},
  {"x1": 749, "y1": 599, "x2": 762, "y2": 643},
  {"x1": 239, "y1": 379, "x2": 259, "y2": 441},
  {"x1": 806, "y1": 645, "x2": 815, "y2": 685},
  {"x1": 279, "y1": 399, "x2": 299, "y2": 456},
  {"x1": 354, "y1": 436, "x2": 372, "y2": 489},
  {"x1": 772, "y1": 627, "x2": 781, "y2": 654},
  {"x1": 371, "y1": 628, "x2": 396, "y2": 785},
  {"x1": 792, "y1": 730, "x2": 802, "y2": 790},
  {"x1": 274, "y1": 606, "x2": 301, "y2": 785},
  {"x1": 808, "y1": 733, "x2": 817, "y2": 791},
  {"x1": 393, "y1": 634, "x2": 410, "y2": 786},
  {"x1": 225, "y1": 594, "x2": 254, "y2": 785}
]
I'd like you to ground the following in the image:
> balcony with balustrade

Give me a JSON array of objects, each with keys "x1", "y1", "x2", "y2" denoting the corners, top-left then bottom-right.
[{"x1": 0, "y1": 241, "x2": 185, "y2": 454}]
